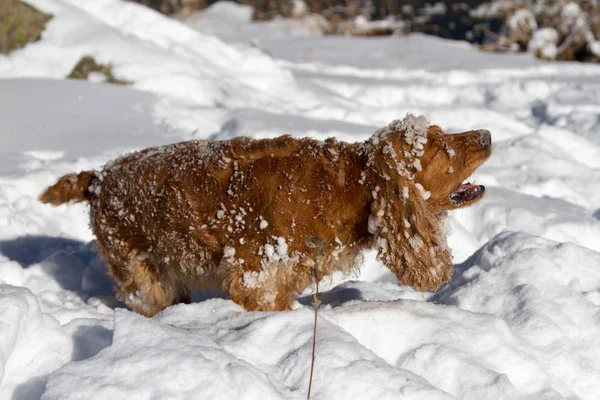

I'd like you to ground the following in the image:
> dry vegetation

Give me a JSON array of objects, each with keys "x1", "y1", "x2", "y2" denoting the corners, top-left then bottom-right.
[
  {"x1": 478, "y1": 0, "x2": 600, "y2": 62},
  {"x1": 67, "y1": 56, "x2": 133, "y2": 86},
  {"x1": 0, "y1": 0, "x2": 52, "y2": 55},
  {"x1": 134, "y1": 0, "x2": 411, "y2": 36},
  {"x1": 131, "y1": 0, "x2": 600, "y2": 62}
]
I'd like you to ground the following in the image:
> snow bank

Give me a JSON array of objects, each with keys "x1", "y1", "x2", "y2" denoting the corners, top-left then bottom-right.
[
  {"x1": 32, "y1": 233, "x2": 600, "y2": 400},
  {"x1": 329, "y1": 232, "x2": 600, "y2": 399},
  {"x1": 181, "y1": 1, "x2": 254, "y2": 37},
  {"x1": 0, "y1": 285, "x2": 72, "y2": 399},
  {"x1": 43, "y1": 302, "x2": 453, "y2": 400},
  {"x1": 435, "y1": 232, "x2": 600, "y2": 398},
  {"x1": 4, "y1": 0, "x2": 299, "y2": 119},
  {"x1": 0, "y1": 79, "x2": 179, "y2": 176},
  {"x1": 42, "y1": 307, "x2": 293, "y2": 400}
]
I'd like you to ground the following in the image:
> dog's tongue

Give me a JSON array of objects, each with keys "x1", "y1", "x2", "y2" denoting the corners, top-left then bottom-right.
[{"x1": 452, "y1": 183, "x2": 485, "y2": 202}]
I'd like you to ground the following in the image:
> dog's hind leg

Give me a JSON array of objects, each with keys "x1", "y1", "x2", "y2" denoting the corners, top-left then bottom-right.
[
  {"x1": 225, "y1": 268, "x2": 296, "y2": 312},
  {"x1": 112, "y1": 250, "x2": 178, "y2": 317}
]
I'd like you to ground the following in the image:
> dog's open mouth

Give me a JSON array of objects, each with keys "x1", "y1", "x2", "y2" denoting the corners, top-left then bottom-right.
[{"x1": 450, "y1": 182, "x2": 485, "y2": 204}]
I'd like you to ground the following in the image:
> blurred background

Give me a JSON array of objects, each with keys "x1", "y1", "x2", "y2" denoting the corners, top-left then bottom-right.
[{"x1": 5, "y1": 0, "x2": 598, "y2": 62}]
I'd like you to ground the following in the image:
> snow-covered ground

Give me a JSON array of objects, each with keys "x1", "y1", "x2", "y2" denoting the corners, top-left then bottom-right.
[{"x1": 1, "y1": 1, "x2": 600, "y2": 399}]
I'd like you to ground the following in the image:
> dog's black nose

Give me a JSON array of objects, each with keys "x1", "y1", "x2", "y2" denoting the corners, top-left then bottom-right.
[{"x1": 478, "y1": 129, "x2": 491, "y2": 148}]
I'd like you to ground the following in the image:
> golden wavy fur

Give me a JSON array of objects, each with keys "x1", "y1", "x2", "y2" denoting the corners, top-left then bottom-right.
[{"x1": 40, "y1": 115, "x2": 491, "y2": 316}]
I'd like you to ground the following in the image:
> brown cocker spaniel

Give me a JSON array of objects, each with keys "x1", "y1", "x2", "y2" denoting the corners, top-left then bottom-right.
[{"x1": 40, "y1": 115, "x2": 491, "y2": 316}]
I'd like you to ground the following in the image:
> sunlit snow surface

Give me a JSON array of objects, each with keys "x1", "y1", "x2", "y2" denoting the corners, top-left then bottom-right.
[{"x1": 1, "y1": 1, "x2": 600, "y2": 399}]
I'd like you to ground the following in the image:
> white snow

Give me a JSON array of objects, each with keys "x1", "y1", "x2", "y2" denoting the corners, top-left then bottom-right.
[
  {"x1": 402, "y1": 186, "x2": 410, "y2": 199},
  {"x1": 291, "y1": 0, "x2": 308, "y2": 18},
  {"x1": 415, "y1": 183, "x2": 431, "y2": 200},
  {"x1": 1, "y1": 0, "x2": 600, "y2": 399},
  {"x1": 508, "y1": 9, "x2": 537, "y2": 31},
  {"x1": 561, "y1": 2, "x2": 582, "y2": 24},
  {"x1": 367, "y1": 215, "x2": 379, "y2": 234},
  {"x1": 529, "y1": 28, "x2": 560, "y2": 59},
  {"x1": 223, "y1": 246, "x2": 236, "y2": 259},
  {"x1": 274, "y1": 237, "x2": 288, "y2": 257},
  {"x1": 589, "y1": 40, "x2": 600, "y2": 57}
]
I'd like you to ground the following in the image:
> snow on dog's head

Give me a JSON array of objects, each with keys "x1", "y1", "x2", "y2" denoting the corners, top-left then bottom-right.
[{"x1": 364, "y1": 114, "x2": 492, "y2": 292}]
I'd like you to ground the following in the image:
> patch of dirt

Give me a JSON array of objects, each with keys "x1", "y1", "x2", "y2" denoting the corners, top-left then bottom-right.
[
  {"x1": 0, "y1": 0, "x2": 52, "y2": 55},
  {"x1": 67, "y1": 56, "x2": 133, "y2": 86}
]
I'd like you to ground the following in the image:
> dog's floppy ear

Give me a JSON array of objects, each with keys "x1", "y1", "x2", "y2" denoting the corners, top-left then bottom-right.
[{"x1": 370, "y1": 180, "x2": 452, "y2": 292}]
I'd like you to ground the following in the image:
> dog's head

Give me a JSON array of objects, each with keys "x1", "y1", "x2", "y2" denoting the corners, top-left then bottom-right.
[
  {"x1": 414, "y1": 124, "x2": 491, "y2": 215},
  {"x1": 366, "y1": 115, "x2": 492, "y2": 292}
]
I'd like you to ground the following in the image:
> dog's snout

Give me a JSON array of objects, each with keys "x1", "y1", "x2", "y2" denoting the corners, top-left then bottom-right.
[{"x1": 478, "y1": 129, "x2": 491, "y2": 148}]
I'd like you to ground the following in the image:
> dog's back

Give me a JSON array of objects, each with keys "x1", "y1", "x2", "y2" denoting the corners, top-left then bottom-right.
[{"x1": 41, "y1": 136, "x2": 370, "y2": 315}]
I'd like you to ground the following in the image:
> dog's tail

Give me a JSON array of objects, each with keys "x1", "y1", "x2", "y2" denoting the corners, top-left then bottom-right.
[{"x1": 39, "y1": 171, "x2": 97, "y2": 206}]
